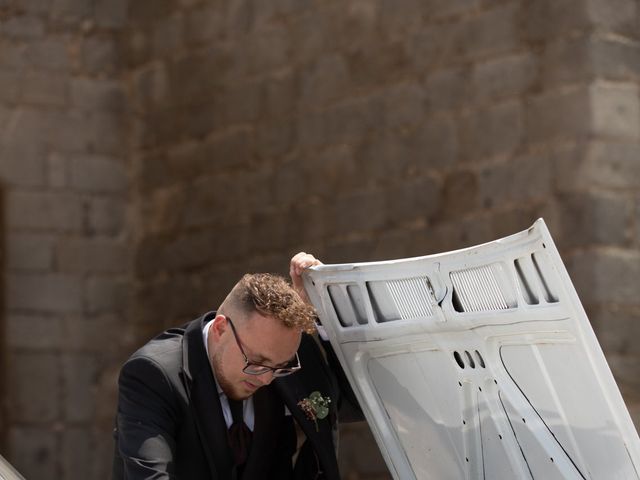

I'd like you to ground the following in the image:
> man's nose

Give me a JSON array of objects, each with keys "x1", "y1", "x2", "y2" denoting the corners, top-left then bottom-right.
[{"x1": 255, "y1": 370, "x2": 275, "y2": 385}]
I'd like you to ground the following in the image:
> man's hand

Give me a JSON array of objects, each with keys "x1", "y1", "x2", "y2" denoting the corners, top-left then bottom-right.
[{"x1": 289, "y1": 252, "x2": 322, "y2": 304}]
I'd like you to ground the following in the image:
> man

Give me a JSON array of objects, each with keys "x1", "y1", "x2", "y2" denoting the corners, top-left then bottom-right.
[{"x1": 112, "y1": 253, "x2": 358, "y2": 479}]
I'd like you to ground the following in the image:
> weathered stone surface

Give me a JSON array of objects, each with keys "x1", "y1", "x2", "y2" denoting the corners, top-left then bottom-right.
[
  {"x1": 0, "y1": 144, "x2": 46, "y2": 186},
  {"x1": 56, "y1": 237, "x2": 129, "y2": 273},
  {"x1": 590, "y1": 82, "x2": 640, "y2": 139},
  {"x1": 7, "y1": 352, "x2": 60, "y2": 422},
  {"x1": 68, "y1": 154, "x2": 128, "y2": 192},
  {"x1": 9, "y1": 427, "x2": 57, "y2": 480},
  {"x1": 459, "y1": 100, "x2": 524, "y2": 162},
  {"x1": 87, "y1": 197, "x2": 126, "y2": 235},
  {"x1": 6, "y1": 232, "x2": 54, "y2": 270},
  {"x1": 555, "y1": 192, "x2": 632, "y2": 248},
  {"x1": 6, "y1": 191, "x2": 83, "y2": 231},
  {"x1": 567, "y1": 249, "x2": 640, "y2": 304},
  {"x1": 7, "y1": 273, "x2": 84, "y2": 312},
  {"x1": 525, "y1": 86, "x2": 591, "y2": 143},
  {"x1": 62, "y1": 353, "x2": 98, "y2": 422},
  {"x1": 472, "y1": 54, "x2": 537, "y2": 101}
]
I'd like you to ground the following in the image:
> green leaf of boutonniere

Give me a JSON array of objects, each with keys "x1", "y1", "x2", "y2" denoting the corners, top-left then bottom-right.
[{"x1": 297, "y1": 391, "x2": 331, "y2": 431}]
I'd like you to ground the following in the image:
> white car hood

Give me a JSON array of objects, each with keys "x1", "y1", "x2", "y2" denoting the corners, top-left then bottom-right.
[{"x1": 303, "y1": 218, "x2": 640, "y2": 480}]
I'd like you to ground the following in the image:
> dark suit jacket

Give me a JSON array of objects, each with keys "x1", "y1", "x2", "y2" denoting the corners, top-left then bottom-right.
[{"x1": 112, "y1": 312, "x2": 356, "y2": 480}]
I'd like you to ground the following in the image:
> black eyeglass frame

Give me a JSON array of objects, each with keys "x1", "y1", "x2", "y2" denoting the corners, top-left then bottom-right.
[{"x1": 225, "y1": 316, "x2": 302, "y2": 377}]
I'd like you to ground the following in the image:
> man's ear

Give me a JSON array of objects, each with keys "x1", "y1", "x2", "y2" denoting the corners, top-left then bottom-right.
[{"x1": 210, "y1": 314, "x2": 228, "y2": 341}]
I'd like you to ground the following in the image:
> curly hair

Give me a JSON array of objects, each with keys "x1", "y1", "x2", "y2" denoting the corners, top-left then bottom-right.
[{"x1": 221, "y1": 273, "x2": 317, "y2": 334}]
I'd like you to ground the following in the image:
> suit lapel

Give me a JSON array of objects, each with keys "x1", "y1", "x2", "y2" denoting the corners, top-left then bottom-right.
[
  {"x1": 181, "y1": 314, "x2": 233, "y2": 480},
  {"x1": 274, "y1": 335, "x2": 340, "y2": 480}
]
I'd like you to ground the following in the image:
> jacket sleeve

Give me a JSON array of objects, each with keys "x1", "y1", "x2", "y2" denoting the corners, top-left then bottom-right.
[{"x1": 114, "y1": 355, "x2": 180, "y2": 479}]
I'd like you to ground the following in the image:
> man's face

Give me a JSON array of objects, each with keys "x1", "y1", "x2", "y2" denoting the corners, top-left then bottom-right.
[{"x1": 208, "y1": 312, "x2": 301, "y2": 400}]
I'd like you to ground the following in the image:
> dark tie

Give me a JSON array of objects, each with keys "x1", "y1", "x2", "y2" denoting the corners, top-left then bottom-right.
[{"x1": 228, "y1": 399, "x2": 252, "y2": 468}]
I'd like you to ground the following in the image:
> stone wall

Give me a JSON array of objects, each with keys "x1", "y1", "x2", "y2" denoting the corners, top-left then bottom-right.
[
  {"x1": 0, "y1": 0, "x2": 638, "y2": 479},
  {"x1": 0, "y1": 1, "x2": 131, "y2": 478}
]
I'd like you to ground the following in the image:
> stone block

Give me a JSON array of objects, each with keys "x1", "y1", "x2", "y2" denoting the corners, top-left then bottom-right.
[
  {"x1": 0, "y1": 70, "x2": 22, "y2": 102},
  {"x1": 436, "y1": 170, "x2": 480, "y2": 220},
  {"x1": 152, "y1": 13, "x2": 184, "y2": 58},
  {"x1": 424, "y1": 66, "x2": 471, "y2": 112},
  {"x1": 587, "y1": 0, "x2": 639, "y2": 38},
  {"x1": 262, "y1": 69, "x2": 297, "y2": 119},
  {"x1": 84, "y1": 112, "x2": 127, "y2": 155},
  {"x1": 525, "y1": 86, "x2": 591, "y2": 144},
  {"x1": 7, "y1": 232, "x2": 54, "y2": 271},
  {"x1": 405, "y1": 114, "x2": 458, "y2": 170},
  {"x1": 51, "y1": 0, "x2": 91, "y2": 22},
  {"x1": 62, "y1": 353, "x2": 98, "y2": 422},
  {"x1": 1, "y1": 108, "x2": 121, "y2": 154},
  {"x1": 70, "y1": 78, "x2": 126, "y2": 111},
  {"x1": 559, "y1": 141, "x2": 640, "y2": 190},
  {"x1": 456, "y1": 3, "x2": 521, "y2": 60},
  {"x1": 7, "y1": 272, "x2": 83, "y2": 312},
  {"x1": 592, "y1": 38, "x2": 640, "y2": 81},
  {"x1": 459, "y1": 100, "x2": 524, "y2": 162},
  {"x1": 541, "y1": 35, "x2": 592, "y2": 87},
  {"x1": 239, "y1": 28, "x2": 292, "y2": 76},
  {"x1": 185, "y1": 4, "x2": 224, "y2": 46},
  {"x1": 567, "y1": 249, "x2": 640, "y2": 305},
  {"x1": 479, "y1": 153, "x2": 553, "y2": 208},
  {"x1": 555, "y1": 192, "x2": 632, "y2": 248},
  {"x1": 347, "y1": 41, "x2": 409, "y2": 88},
  {"x1": 382, "y1": 82, "x2": 426, "y2": 130},
  {"x1": 8, "y1": 427, "x2": 57, "y2": 480},
  {"x1": 6, "y1": 191, "x2": 83, "y2": 231},
  {"x1": 0, "y1": 42, "x2": 28, "y2": 69},
  {"x1": 0, "y1": 144, "x2": 46, "y2": 186},
  {"x1": 56, "y1": 237, "x2": 129, "y2": 273},
  {"x1": 523, "y1": 0, "x2": 592, "y2": 42},
  {"x1": 7, "y1": 352, "x2": 60, "y2": 422},
  {"x1": 472, "y1": 53, "x2": 537, "y2": 102},
  {"x1": 62, "y1": 314, "x2": 127, "y2": 351},
  {"x1": 25, "y1": 37, "x2": 71, "y2": 71},
  {"x1": 68, "y1": 154, "x2": 127, "y2": 192},
  {"x1": 85, "y1": 275, "x2": 128, "y2": 313},
  {"x1": 220, "y1": 80, "x2": 261, "y2": 126},
  {"x1": 425, "y1": 0, "x2": 476, "y2": 18},
  {"x1": 22, "y1": 71, "x2": 69, "y2": 106},
  {"x1": 20, "y1": 0, "x2": 51, "y2": 14},
  {"x1": 87, "y1": 197, "x2": 126, "y2": 234},
  {"x1": 299, "y1": 53, "x2": 350, "y2": 107},
  {"x1": 128, "y1": 0, "x2": 174, "y2": 26},
  {"x1": 249, "y1": 211, "x2": 288, "y2": 253},
  {"x1": 385, "y1": 176, "x2": 441, "y2": 225},
  {"x1": 81, "y1": 36, "x2": 119, "y2": 75},
  {"x1": 93, "y1": 0, "x2": 128, "y2": 28},
  {"x1": 590, "y1": 82, "x2": 640, "y2": 140},
  {"x1": 162, "y1": 231, "x2": 216, "y2": 270},
  {"x1": 255, "y1": 118, "x2": 294, "y2": 159},
  {"x1": 61, "y1": 427, "x2": 92, "y2": 480},
  {"x1": 0, "y1": 14, "x2": 45, "y2": 38},
  {"x1": 328, "y1": 190, "x2": 387, "y2": 234},
  {"x1": 47, "y1": 152, "x2": 68, "y2": 187},
  {"x1": 406, "y1": 24, "x2": 453, "y2": 72},
  {"x1": 6, "y1": 314, "x2": 64, "y2": 349}
]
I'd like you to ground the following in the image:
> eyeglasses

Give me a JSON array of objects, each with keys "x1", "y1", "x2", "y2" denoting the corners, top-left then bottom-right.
[{"x1": 225, "y1": 316, "x2": 302, "y2": 377}]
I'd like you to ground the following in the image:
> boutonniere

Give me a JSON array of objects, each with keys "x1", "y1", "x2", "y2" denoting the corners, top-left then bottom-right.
[{"x1": 297, "y1": 391, "x2": 331, "y2": 431}]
